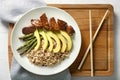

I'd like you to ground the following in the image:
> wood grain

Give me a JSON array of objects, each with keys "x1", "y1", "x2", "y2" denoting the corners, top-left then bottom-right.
[{"x1": 8, "y1": 4, "x2": 114, "y2": 76}]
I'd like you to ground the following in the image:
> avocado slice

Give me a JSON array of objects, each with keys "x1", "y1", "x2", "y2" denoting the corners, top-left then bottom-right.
[
  {"x1": 34, "y1": 29, "x2": 41, "y2": 51},
  {"x1": 47, "y1": 31, "x2": 61, "y2": 53},
  {"x1": 60, "y1": 30, "x2": 72, "y2": 51},
  {"x1": 46, "y1": 33, "x2": 53, "y2": 52},
  {"x1": 39, "y1": 30, "x2": 48, "y2": 51},
  {"x1": 56, "y1": 32, "x2": 67, "y2": 53}
]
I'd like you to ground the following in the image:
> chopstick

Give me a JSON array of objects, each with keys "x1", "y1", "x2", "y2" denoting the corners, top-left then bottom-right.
[
  {"x1": 78, "y1": 10, "x2": 109, "y2": 70},
  {"x1": 89, "y1": 10, "x2": 94, "y2": 77}
]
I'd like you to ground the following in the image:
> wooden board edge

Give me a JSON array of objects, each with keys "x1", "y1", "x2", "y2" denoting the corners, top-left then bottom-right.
[
  {"x1": 48, "y1": 4, "x2": 114, "y2": 10},
  {"x1": 108, "y1": 5, "x2": 114, "y2": 76},
  {"x1": 71, "y1": 69, "x2": 114, "y2": 76},
  {"x1": 8, "y1": 23, "x2": 14, "y2": 69}
]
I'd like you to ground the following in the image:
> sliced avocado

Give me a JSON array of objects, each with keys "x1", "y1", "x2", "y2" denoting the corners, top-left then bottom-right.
[
  {"x1": 39, "y1": 31, "x2": 48, "y2": 51},
  {"x1": 60, "y1": 30, "x2": 72, "y2": 51},
  {"x1": 56, "y1": 32, "x2": 67, "y2": 53},
  {"x1": 34, "y1": 29, "x2": 41, "y2": 51},
  {"x1": 46, "y1": 33, "x2": 53, "y2": 52},
  {"x1": 47, "y1": 31, "x2": 61, "y2": 53}
]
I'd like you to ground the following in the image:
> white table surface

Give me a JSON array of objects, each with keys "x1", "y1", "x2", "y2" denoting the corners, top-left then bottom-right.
[{"x1": 0, "y1": 0, "x2": 120, "y2": 80}]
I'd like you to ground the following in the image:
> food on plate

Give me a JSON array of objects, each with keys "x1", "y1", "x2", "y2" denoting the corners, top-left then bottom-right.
[
  {"x1": 22, "y1": 26, "x2": 36, "y2": 35},
  {"x1": 17, "y1": 38, "x2": 37, "y2": 55},
  {"x1": 40, "y1": 13, "x2": 49, "y2": 30},
  {"x1": 31, "y1": 19, "x2": 43, "y2": 28},
  {"x1": 56, "y1": 32, "x2": 67, "y2": 53},
  {"x1": 66, "y1": 25, "x2": 75, "y2": 36},
  {"x1": 47, "y1": 31, "x2": 61, "y2": 53},
  {"x1": 39, "y1": 30, "x2": 48, "y2": 51},
  {"x1": 60, "y1": 31, "x2": 72, "y2": 51},
  {"x1": 57, "y1": 19, "x2": 67, "y2": 30},
  {"x1": 34, "y1": 29, "x2": 41, "y2": 51},
  {"x1": 46, "y1": 33, "x2": 54, "y2": 52},
  {"x1": 49, "y1": 17, "x2": 59, "y2": 31},
  {"x1": 17, "y1": 13, "x2": 75, "y2": 66}
]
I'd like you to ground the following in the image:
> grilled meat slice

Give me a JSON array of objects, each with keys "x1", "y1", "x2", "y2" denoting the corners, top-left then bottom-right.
[
  {"x1": 49, "y1": 17, "x2": 59, "y2": 31},
  {"x1": 57, "y1": 19, "x2": 67, "y2": 30},
  {"x1": 66, "y1": 25, "x2": 75, "y2": 36},
  {"x1": 22, "y1": 26, "x2": 36, "y2": 34},
  {"x1": 40, "y1": 13, "x2": 49, "y2": 29},
  {"x1": 31, "y1": 19, "x2": 43, "y2": 29}
]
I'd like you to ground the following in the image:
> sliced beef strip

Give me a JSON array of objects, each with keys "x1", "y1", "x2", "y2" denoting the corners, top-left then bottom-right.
[
  {"x1": 49, "y1": 17, "x2": 59, "y2": 31},
  {"x1": 22, "y1": 25, "x2": 36, "y2": 34},
  {"x1": 66, "y1": 25, "x2": 75, "y2": 36},
  {"x1": 57, "y1": 19, "x2": 67, "y2": 30},
  {"x1": 31, "y1": 19, "x2": 43, "y2": 28},
  {"x1": 40, "y1": 13, "x2": 49, "y2": 30}
]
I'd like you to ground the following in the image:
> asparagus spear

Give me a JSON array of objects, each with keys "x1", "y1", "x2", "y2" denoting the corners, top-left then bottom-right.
[
  {"x1": 26, "y1": 42, "x2": 37, "y2": 54},
  {"x1": 20, "y1": 40, "x2": 37, "y2": 55},
  {"x1": 17, "y1": 39, "x2": 34, "y2": 51},
  {"x1": 22, "y1": 36, "x2": 35, "y2": 41},
  {"x1": 19, "y1": 33, "x2": 33, "y2": 40},
  {"x1": 17, "y1": 38, "x2": 37, "y2": 53}
]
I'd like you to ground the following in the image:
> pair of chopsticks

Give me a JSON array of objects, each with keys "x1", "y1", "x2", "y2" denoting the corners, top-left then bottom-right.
[{"x1": 78, "y1": 10, "x2": 109, "y2": 77}]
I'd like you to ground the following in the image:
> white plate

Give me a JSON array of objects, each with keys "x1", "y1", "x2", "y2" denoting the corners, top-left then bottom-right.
[{"x1": 11, "y1": 6, "x2": 81, "y2": 75}]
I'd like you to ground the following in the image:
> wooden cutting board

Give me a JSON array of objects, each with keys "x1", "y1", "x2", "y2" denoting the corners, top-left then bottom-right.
[{"x1": 8, "y1": 4, "x2": 114, "y2": 76}]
